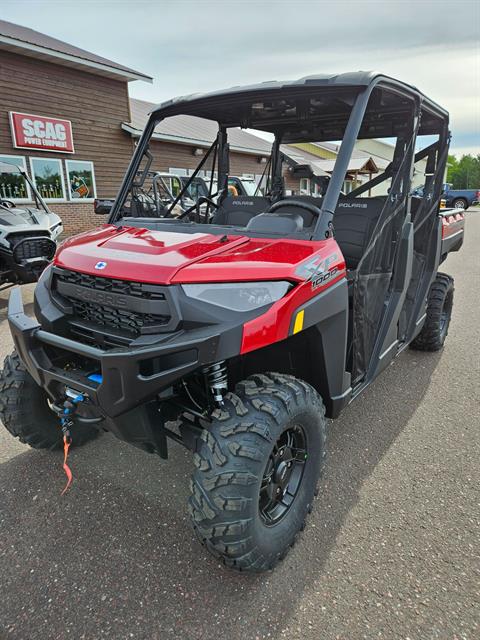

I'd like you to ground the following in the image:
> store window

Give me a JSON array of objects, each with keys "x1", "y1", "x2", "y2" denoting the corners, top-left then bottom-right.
[
  {"x1": 170, "y1": 168, "x2": 208, "y2": 179},
  {"x1": 30, "y1": 157, "x2": 66, "y2": 201},
  {"x1": 0, "y1": 154, "x2": 30, "y2": 202},
  {"x1": 313, "y1": 182, "x2": 322, "y2": 197},
  {"x1": 169, "y1": 167, "x2": 189, "y2": 177},
  {"x1": 65, "y1": 160, "x2": 96, "y2": 201},
  {"x1": 300, "y1": 178, "x2": 311, "y2": 194}
]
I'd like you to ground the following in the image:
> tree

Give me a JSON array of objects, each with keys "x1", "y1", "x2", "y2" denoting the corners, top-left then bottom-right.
[{"x1": 446, "y1": 154, "x2": 480, "y2": 189}]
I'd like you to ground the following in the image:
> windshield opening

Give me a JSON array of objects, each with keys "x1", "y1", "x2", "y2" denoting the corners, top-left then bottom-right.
[{"x1": 118, "y1": 120, "x2": 274, "y2": 222}]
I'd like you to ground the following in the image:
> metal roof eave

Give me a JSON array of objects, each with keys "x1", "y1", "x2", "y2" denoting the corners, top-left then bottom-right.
[
  {"x1": 0, "y1": 35, "x2": 152, "y2": 83},
  {"x1": 121, "y1": 123, "x2": 271, "y2": 157}
]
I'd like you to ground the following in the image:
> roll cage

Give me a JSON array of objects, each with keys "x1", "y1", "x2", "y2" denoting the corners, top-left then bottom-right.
[{"x1": 109, "y1": 71, "x2": 449, "y2": 241}]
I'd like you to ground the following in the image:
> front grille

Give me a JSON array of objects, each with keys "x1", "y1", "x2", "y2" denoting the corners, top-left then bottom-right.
[
  {"x1": 68, "y1": 298, "x2": 169, "y2": 334},
  {"x1": 55, "y1": 269, "x2": 167, "y2": 300},
  {"x1": 8, "y1": 230, "x2": 49, "y2": 243},
  {"x1": 9, "y1": 233, "x2": 56, "y2": 262},
  {"x1": 53, "y1": 268, "x2": 174, "y2": 345}
]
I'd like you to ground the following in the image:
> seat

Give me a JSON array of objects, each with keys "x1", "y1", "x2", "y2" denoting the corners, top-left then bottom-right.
[
  {"x1": 274, "y1": 195, "x2": 322, "y2": 228},
  {"x1": 211, "y1": 196, "x2": 270, "y2": 226},
  {"x1": 332, "y1": 197, "x2": 386, "y2": 269},
  {"x1": 246, "y1": 212, "x2": 304, "y2": 234}
]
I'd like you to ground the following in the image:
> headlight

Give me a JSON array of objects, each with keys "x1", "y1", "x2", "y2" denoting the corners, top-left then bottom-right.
[
  {"x1": 50, "y1": 222, "x2": 63, "y2": 238},
  {"x1": 182, "y1": 281, "x2": 292, "y2": 312}
]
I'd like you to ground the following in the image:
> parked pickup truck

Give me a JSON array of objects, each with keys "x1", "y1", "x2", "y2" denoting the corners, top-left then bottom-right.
[
  {"x1": 413, "y1": 184, "x2": 478, "y2": 210},
  {"x1": 442, "y1": 184, "x2": 479, "y2": 210}
]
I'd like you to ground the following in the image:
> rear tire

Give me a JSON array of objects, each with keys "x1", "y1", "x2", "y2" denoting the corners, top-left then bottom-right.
[
  {"x1": 0, "y1": 350, "x2": 99, "y2": 449},
  {"x1": 410, "y1": 273, "x2": 454, "y2": 351},
  {"x1": 188, "y1": 372, "x2": 327, "y2": 572}
]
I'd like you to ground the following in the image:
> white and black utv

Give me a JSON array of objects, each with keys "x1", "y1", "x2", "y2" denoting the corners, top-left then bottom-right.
[{"x1": 0, "y1": 162, "x2": 62, "y2": 289}]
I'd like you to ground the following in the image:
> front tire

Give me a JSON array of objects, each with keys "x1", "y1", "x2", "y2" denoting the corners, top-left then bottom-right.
[
  {"x1": 410, "y1": 273, "x2": 454, "y2": 351},
  {"x1": 188, "y1": 373, "x2": 327, "y2": 572},
  {"x1": 0, "y1": 351, "x2": 99, "y2": 449}
]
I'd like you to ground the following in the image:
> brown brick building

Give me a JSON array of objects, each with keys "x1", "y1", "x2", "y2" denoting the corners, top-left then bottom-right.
[
  {"x1": 0, "y1": 20, "x2": 154, "y2": 234},
  {"x1": 0, "y1": 20, "x2": 277, "y2": 235}
]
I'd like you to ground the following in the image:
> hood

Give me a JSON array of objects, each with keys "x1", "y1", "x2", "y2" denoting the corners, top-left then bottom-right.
[
  {"x1": 0, "y1": 205, "x2": 61, "y2": 229},
  {"x1": 54, "y1": 225, "x2": 329, "y2": 284}
]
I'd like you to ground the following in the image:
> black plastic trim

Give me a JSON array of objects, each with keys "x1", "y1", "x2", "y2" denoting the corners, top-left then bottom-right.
[
  {"x1": 9, "y1": 286, "x2": 247, "y2": 419},
  {"x1": 288, "y1": 278, "x2": 352, "y2": 417},
  {"x1": 0, "y1": 246, "x2": 52, "y2": 284}
]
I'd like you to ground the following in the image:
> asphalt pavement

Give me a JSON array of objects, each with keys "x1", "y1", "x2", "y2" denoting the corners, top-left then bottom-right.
[{"x1": 0, "y1": 214, "x2": 479, "y2": 640}]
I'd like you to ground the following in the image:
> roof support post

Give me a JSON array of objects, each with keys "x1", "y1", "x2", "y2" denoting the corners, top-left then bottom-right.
[
  {"x1": 109, "y1": 116, "x2": 157, "y2": 223},
  {"x1": 313, "y1": 86, "x2": 374, "y2": 239},
  {"x1": 216, "y1": 127, "x2": 230, "y2": 204},
  {"x1": 433, "y1": 123, "x2": 451, "y2": 203},
  {"x1": 402, "y1": 95, "x2": 423, "y2": 218},
  {"x1": 270, "y1": 134, "x2": 284, "y2": 200}
]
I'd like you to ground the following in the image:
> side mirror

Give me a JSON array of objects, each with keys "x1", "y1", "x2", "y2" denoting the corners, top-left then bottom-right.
[{"x1": 94, "y1": 199, "x2": 114, "y2": 214}]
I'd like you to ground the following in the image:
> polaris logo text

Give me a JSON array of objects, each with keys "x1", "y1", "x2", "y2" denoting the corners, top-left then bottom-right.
[
  {"x1": 337, "y1": 202, "x2": 367, "y2": 208},
  {"x1": 73, "y1": 287, "x2": 127, "y2": 307}
]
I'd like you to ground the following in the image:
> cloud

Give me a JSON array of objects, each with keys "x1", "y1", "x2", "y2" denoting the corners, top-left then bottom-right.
[{"x1": 1, "y1": 0, "x2": 479, "y2": 150}]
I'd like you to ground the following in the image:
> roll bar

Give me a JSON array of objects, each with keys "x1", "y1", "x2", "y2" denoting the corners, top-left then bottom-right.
[{"x1": 109, "y1": 75, "x2": 447, "y2": 232}]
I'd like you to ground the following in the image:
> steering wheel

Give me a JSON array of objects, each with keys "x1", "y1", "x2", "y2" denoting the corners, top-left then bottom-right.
[
  {"x1": 267, "y1": 199, "x2": 322, "y2": 219},
  {"x1": 0, "y1": 199, "x2": 15, "y2": 209}
]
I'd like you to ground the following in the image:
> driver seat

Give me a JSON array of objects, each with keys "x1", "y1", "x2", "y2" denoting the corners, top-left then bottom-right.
[
  {"x1": 265, "y1": 196, "x2": 321, "y2": 228},
  {"x1": 246, "y1": 212, "x2": 304, "y2": 233}
]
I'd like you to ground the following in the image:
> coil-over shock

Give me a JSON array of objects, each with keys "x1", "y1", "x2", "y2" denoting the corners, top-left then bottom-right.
[{"x1": 202, "y1": 361, "x2": 228, "y2": 406}]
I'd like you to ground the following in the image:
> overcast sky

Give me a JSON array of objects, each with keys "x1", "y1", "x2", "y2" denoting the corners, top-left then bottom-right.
[{"x1": 2, "y1": 0, "x2": 479, "y2": 155}]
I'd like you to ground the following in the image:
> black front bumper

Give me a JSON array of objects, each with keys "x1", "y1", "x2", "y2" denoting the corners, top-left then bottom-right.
[
  {"x1": 0, "y1": 247, "x2": 50, "y2": 285},
  {"x1": 8, "y1": 287, "x2": 241, "y2": 419}
]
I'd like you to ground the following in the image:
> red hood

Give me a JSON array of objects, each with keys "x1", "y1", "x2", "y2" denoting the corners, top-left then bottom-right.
[{"x1": 54, "y1": 224, "x2": 333, "y2": 284}]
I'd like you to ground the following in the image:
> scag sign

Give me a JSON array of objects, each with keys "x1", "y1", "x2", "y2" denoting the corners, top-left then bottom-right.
[{"x1": 9, "y1": 112, "x2": 75, "y2": 153}]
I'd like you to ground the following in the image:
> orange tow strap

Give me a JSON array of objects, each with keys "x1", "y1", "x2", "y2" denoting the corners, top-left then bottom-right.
[
  {"x1": 61, "y1": 435, "x2": 73, "y2": 496},
  {"x1": 57, "y1": 393, "x2": 85, "y2": 494}
]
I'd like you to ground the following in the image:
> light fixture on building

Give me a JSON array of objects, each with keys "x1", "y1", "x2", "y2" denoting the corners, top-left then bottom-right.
[
  {"x1": 258, "y1": 156, "x2": 267, "y2": 164},
  {"x1": 193, "y1": 148, "x2": 204, "y2": 156}
]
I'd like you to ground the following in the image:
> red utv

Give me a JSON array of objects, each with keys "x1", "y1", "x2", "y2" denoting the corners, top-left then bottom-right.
[{"x1": 0, "y1": 72, "x2": 465, "y2": 572}]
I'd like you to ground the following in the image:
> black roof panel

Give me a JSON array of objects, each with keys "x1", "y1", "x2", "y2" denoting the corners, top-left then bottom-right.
[{"x1": 150, "y1": 72, "x2": 448, "y2": 141}]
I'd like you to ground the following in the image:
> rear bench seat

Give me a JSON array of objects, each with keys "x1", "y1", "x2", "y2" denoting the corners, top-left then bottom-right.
[{"x1": 332, "y1": 197, "x2": 386, "y2": 269}]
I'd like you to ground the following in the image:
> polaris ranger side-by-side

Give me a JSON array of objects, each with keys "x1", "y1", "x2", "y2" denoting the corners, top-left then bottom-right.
[
  {"x1": 0, "y1": 162, "x2": 63, "y2": 289},
  {"x1": 0, "y1": 73, "x2": 465, "y2": 572}
]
